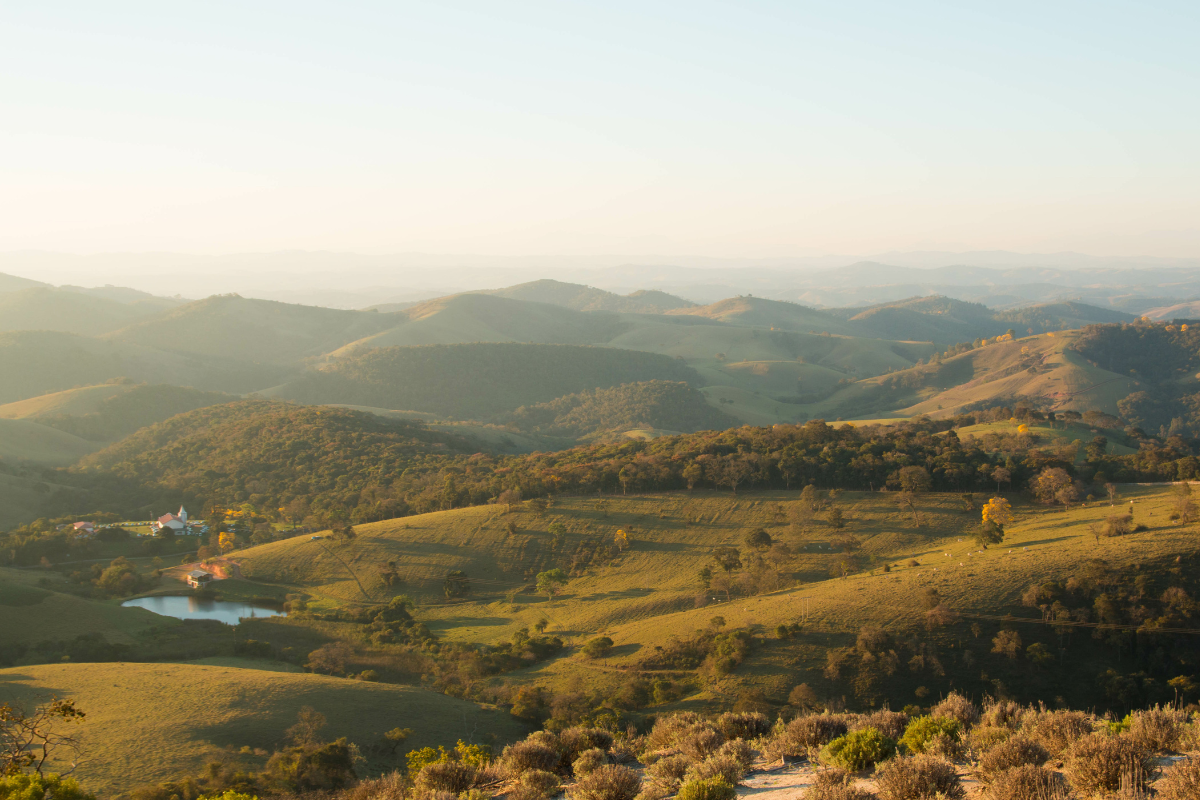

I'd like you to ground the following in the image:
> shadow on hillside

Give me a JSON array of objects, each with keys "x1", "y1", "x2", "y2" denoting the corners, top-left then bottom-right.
[
  {"x1": 632, "y1": 540, "x2": 692, "y2": 553},
  {"x1": 576, "y1": 588, "x2": 654, "y2": 601},
  {"x1": 1014, "y1": 535, "x2": 1075, "y2": 548},
  {"x1": 425, "y1": 616, "x2": 511, "y2": 630}
]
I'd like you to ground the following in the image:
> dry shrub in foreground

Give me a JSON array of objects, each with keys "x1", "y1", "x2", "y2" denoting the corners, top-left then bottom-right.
[
  {"x1": 569, "y1": 764, "x2": 642, "y2": 800},
  {"x1": 716, "y1": 738, "x2": 754, "y2": 770},
  {"x1": 780, "y1": 714, "x2": 850, "y2": 757},
  {"x1": 415, "y1": 761, "x2": 477, "y2": 795},
  {"x1": 1063, "y1": 732, "x2": 1155, "y2": 796},
  {"x1": 802, "y1": 768, "x2": 877, "y2": 800},
  {"x1": 675, "y1": 777, "x2": 737, "y2": 800},
  {"x1": 1020, "y1": 709, "x2": 1094, "y2": 755},
  {"x1": 850, "y1": 710, "x2": 909, "y2": 740},
  {"x1": 573, "y1": 748, "x2": 609, "y2": 777},
  {"x1": 682, "y1": 753, "x2": 745, "y2": 787},
  {"x1": 678, "y1": 728, "x2": 725, "y2": 761},
  {"x1": 511, "y1": 769, "x2": 561, "y2": 800},
  {"x1": 646, "y1": 712, "x2": 713, "y2": 751},
  {"x1": 560, "y1": 727, "x2": 616, "y2": 764},
  {"x1": 929, "y1": 693, "x2": 980, "y2": 729},
  {"x1": 715, "y1": 711, "x2": 770, "y2": 740},
  {"x1": 502, "y1": 740, "x2": 561, "y2": 777},
  {"x1": 980, "y1": 765, "x2": 1070, "y2": 800},
  {"x1": 873, "y1": 754, "x2": 964, "y2": 800},
  {"x1": 977, "y1": 736, "x2": 1049, "y2": 780},
  {"x1": 1156, "y1": 755, "x2": 1200, "y2": 800},
  {"x1": 1127, "y1": 706, "x2": 1186, "y2": 753},
  {"x1": 979, "y1": 698, "x2": 1024, "y2": 730},
  {"x1": 340, "y1": 771, "x2": 406, "y2": 800},
  {"x1": 644, "y1": 754, "x2": 692, "y2": 791}
]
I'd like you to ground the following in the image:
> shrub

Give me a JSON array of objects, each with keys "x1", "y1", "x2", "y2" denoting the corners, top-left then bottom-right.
[
  {"x1": 851, "y1": 710, "x2": 909, "y2": 740},
  {"x1": 977, "y1": 736, "x2": 1048, "y2": 780},
  {"x1": 573, "y1": 748, "x2": 609, "y2": 777},
  {"x1": 716, "y1": 738, "x2": 754, "y2": 771},
  {"x1": 501, "y1": 740, "x2": 560, "y2": 776},
  {"x1": 929, "y1": 693, "x2": 979, "y2": 729},
  {"x1": 979, "y1": 699, "x2": 1023, "y2": 730},
  {"x1": 645, "y1": 754, "x2": 692, "y2": 789},
  {"x1": 560, "y1": 727, "x2": 616, "y2": 763},
  {"x1": 678, "y1": 728, "x2": 725, "y2": 761},
  {"x1": 1019, "y1": 709, "x2": 1093, "y2": 755},
  {"x1": 979, "y1": 766, "x2": 1069, "y2": 800},
  {"x1": 569, "y1": 765, "x2": 642, "y2": 800},
  {"x1": 340, "y1": 771, "x2": 407, "y2": 800},
  {"x1": 582, "y1": 636, "x2": 615, "y2": 659},
  {"x1": 716, "y1": 711, "x2": 771, "y2": 740},
  {"x1": 647, "y1": 713, "x2": 714, "y2": 751},
  {"x1": 802, "y1": 769, "x2": 877, "y2": 800},
  {"x1": 899, "y1": 716, "x2": 960, "y2": 755},
  {"x1": 1157, "y1": 755, "x2": 1200, "y2": 800},
  {"x1": 1127, "y1": 706, "x2": 1186, "y2": 753},
  {"x1": 416, "y1": 761, "x2": 477, "y2": 794},
  {"x1": 873, "y1": 754, "x2": 964, "y2": 800},
  {"x1": 820, "y1": 728, "x2": 897, "y2": 772},
  {"x1": 966, "y1": 725, "x2": 1012, "y2": 757},
  {"x1": 0, "y1": 774, "x2": 95, "y2": 800},
  {"x1": 1063, "y1": 732, "x2": 1155, "y2": 796},
  {"x1": 511, "y1": 770, "x2": 561, "y2": 800},
  {"x1": 676, "y1": 777, "x2": 737, "y2": 800},
  {"x1": 683, "y1": 754, "x2": 745, "y2": 787},
  {"x1": 920, "y1": 732, "x2": 965, "y2": 763},
  {"x1": 788, "y1": 714, "x2": 850, "y2": 750}
]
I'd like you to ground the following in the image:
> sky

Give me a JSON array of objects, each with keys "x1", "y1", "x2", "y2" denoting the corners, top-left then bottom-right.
[{"x1": 1, "y1": 1, "x2": 1198, "y2": 259}]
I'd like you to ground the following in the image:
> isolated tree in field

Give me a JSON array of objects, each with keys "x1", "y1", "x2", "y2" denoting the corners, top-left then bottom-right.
[
  {"x1": 1105, "y1": 482, "x2": 1117, "y2": 506},
  {"x1": 744, "y1": 528, "x2": 772, "y2": 551},
  {"x1": 896, "y1": 490, "x2": 921, "y2": 527},
  {"x1": 218, "y1": 531, "x2": 236, "y2": 553},
  {"x1": 977, "y1": 496, "x2": 1012, "y2": 548},
  {"x1": 1171, "y1": 483, "x2": 1197, "y2": 523},
  {"x1": 897, "y1": 466, "x2": 931, "y2": 493},
  {"x1": 443, "y1": 570, "x2": 470, "y2": 598},
  {"x1": 382, "y1": 726, "x2": 414, "y2": 755},
  {"x1": 992, "y1": 630, "x2": 1023, "y2": 660},
  {"x1": 614, "y1": 528, "x2": 630, "y2": 552},
  {"x1": 581, "y1": 636, "x2": 614, "y2": 659},
  {"x1": 712, "y1": 546, "x2": 742, "y2": 572},
  {"x1": 286, "y1": 706, "x2": 327, "y2": 747},
  {"x1": 306, "y1": 643, "x2": 351, "y2": 675},
  {"x1": 960, "y1": 493, "x2": 976, "y2": 512},
  {"x1": 827, "y1": 507, "x2": 845, "y2": 530},
  {"x1": 788, "y1": 683, "x2": 819, "y2": 711},
  {"x1": 536, "y1": 568, "x2": 568, "y2": 599},
  {"x1": 1031, "y1": 467, "x2": 1078, "y2": 506},
  {"x1": 534, "y1": 617, "x2": 549, "y2": 633},
  {"x1": 799, "y1": 484, "x2": 821, "y2": 512},
  {"x1": 547, "y1": 521, "x2": 566, "y2": 551},
  {"x1": 992, "y1": 466, "x2": 1011, "y2": 494},
  {"x1": 1, "y1": 698, "x2": 84, "y2": 776}
]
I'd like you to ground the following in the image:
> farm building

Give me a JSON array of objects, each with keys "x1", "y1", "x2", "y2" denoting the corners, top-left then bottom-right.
[{"x1": 186, "y1": 569, "x2": 213, "y2": 588}]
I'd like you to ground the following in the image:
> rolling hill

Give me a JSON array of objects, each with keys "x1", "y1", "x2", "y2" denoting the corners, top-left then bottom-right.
[
  {"x1": 265, "y1": 343, "x2": 703, "y2": 420},
  {"x1": 106, "y1": 294, "x2": 403, "y2": 363},
  {"x1": 0, "y1": 287, "x2": 162, "y2": 336},
  {"x1": 0, "y1": 418, "x2": 103, "y2": 465},
  {"x1": 485, "y1": 278, "x2": 694, "y2": 313},
  {"x1": 0, "y1": 661, "x2": 526, "y2": 796}
]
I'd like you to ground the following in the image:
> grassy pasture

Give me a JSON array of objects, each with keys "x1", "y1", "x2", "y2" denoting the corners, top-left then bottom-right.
[
  {"x1": 0, "y1": 662, "x2": 527, "y2": 797},
  {"x1": 0, "y1": 418, "x2": 102, "y2": 466}
]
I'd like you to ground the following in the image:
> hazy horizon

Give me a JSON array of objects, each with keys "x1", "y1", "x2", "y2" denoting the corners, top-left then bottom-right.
[{"x1": 3, "y1": 2, "x2": 1199, "y2": 258}]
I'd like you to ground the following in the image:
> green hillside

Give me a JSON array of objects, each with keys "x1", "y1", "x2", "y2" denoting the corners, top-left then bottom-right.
[
  {"x1": 508, "y1": 380, "x2": 738, "y2": 439},
  {"x1": 668, "y1": 296, "x2": 860, "y2": 335},
  {"x1": 0, "y1": 662, "x2": 526, "y2": 797},
  {"x1": 36, "y1": 383, "x2": 235, "y2": 441},
  {"x1": 0, "y1": 418, "x2": 102, "y2": 465},
  {"x1": 0, "y1": 383, "x2": 133, "y2": 420},
  {"x1": 0, "y1": 471, "x2": 85, "y2": 529},
  {"x1": 106, "y1": 294, "x2": 403, "y2": 363},
  {"x1": 267, "y1": 343, "x2": 702, "y2": 420}
]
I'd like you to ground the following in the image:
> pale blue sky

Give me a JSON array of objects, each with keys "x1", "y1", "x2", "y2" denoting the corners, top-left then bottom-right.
[{"x1": 1, "y1": 1, "x2": 1197, "y2": 256}]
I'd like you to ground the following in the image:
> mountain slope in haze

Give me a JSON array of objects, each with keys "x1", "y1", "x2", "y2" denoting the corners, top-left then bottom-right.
[
  {"x1": 485, "y1": 278, "x2": 694, "y2": 313},
  {"x1": 667, "y1": 296, "x2": 861, "y2": 336},
  {"x1": 0, "y1": 330, "x2": 290, "y2": 404},
  {"x1": 0, "y1": 271, "x2": 50, "y2": 292},
  {"x1": 267, "y1": 342, "x2": 702, "y2": 420},
  {"x1": 332, "y1": 293, "x2": 628, "y2": 354},
  {"x1": 507, "y1": 380, "x2": 738, "y2": 438},
  {"x1": 106, "y1": 294, "x2": 403, "y2": 363},
  {"x1": 31, "y1": 383, "x2": 235, "y2": 441},
  {"x1": 0, "y1": 419, "x2": 102, "y2": 466},
  {"x1": 0, "y1": 287, "x2": 161, "y2": 336}
]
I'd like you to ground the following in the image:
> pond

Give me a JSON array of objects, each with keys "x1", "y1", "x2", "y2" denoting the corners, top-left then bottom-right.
[{"x1": 122, "y1": 595, "x2": 285, "y2": 625}]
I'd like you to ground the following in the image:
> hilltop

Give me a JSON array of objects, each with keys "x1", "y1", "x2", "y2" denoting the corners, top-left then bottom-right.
[
  {"x1": 266, "y1": 343, "x2": 702, "y2": 421},
  {"x1": 485, "y1": 279, "x2": 694, "y2": 313},
  {"x1": 0, "y1": 287, "x2": 161, "y2": 336}
]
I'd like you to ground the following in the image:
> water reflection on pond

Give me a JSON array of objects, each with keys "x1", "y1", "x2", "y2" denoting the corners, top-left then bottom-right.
[{"x1": 122, "y1": 595, "x2": 284, "y2": 625}]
